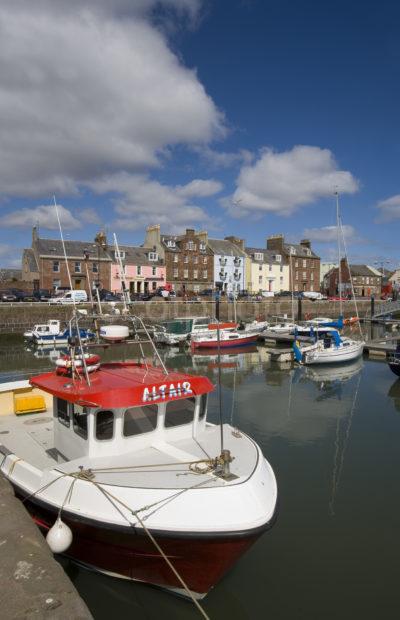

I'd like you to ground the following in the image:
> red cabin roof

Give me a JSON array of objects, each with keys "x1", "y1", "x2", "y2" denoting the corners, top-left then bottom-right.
[{"x1": 30, "y1": 362, "x2": 214, "y2": 409}]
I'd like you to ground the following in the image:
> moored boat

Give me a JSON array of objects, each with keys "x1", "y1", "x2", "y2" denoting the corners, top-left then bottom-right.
[
  {"x1": 387, "y1": 341, "x2": 400, "y2": 377},
  {"x1": 0, "y1": 347, "x2": 277, "y2": 599},
  {"x1": 191, "y1": 327, "x2": 259, "y2": 349}
]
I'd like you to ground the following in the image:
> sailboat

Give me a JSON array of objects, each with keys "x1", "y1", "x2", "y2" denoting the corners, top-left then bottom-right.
[{"x1": 293, "y1": 192, "x2": 365, "y2": 365}]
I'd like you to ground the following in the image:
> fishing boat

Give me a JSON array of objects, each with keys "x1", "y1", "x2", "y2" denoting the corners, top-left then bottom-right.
[
  {"x1": 24, "y1": 320, "x2": 63, "y2": 341},
  {"x1": 32, "y1": 324, "x2": 94, "y2": 346},
  {"x1": 387, "y1": 341, "x2": 400, "y2": 377},
  {"x1": 153, "y1": 317, "x2": 231, "y2": 345},
  {"x1": 0, "y1": 339, "x2": 277, "y2": 600}
]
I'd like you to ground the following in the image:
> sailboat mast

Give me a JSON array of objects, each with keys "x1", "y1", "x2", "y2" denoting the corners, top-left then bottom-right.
[{"x1": 335, "y1": 190, "x2": 343, "y2": 316}]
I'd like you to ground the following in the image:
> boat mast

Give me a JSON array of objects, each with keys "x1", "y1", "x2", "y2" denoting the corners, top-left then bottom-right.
[
  {"x1": 290, "y1": 253, "x2": 295, "y2": 323},
  {"x1": 113, "y1": 233, "x2": 131, "y2": 312},
  {"x1": 335, "y1": 190, "x2": 343, "y2": 316}
]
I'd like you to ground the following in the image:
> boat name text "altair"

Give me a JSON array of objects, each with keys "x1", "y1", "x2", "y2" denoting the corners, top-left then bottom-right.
[{"x1": 142, "y1": 382, "x2": 192, "y2": 402}]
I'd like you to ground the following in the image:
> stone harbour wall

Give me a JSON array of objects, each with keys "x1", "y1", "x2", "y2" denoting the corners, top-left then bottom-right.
[{"x1": 0, "y1": 299, "x2": 373, "y2": 334}]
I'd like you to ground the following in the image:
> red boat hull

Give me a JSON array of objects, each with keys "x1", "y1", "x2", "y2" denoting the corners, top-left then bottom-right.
[
  {"x1": 192, "y1": 334, "x2": 259, "y2": 350},
  {"x1": 14, "y1": 484, "x2": 274, "y2": 598}
]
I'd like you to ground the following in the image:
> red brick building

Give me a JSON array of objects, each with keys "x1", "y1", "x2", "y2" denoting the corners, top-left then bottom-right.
[
  {"x1": 144, "y1": 225, "x2": 214, "y2": 293},
  {"x1": 22, "y1": 227, "x2": 112, "y2": 292},
  {"x1": 324, "y1": 259, "x2": 382, "y2": 297}
]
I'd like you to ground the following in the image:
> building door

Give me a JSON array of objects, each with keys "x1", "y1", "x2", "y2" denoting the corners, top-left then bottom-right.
[
  {"x1": 74, "y1": 279, "x2": 82, "y2": 290},
  {"x1": 137, "y1": 282, "x2": 141, "y2": 293},
  {"x1": 144, "y1": 282, "x2": 149, "y2": 293}
]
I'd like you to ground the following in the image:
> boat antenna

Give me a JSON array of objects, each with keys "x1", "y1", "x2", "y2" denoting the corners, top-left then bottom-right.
[
  {"x1": 335, "y1": 189, "x2": 343, "y2": 317},
  {"x1": 53, "y1": 195, "x2": 91, "y2": 386},
  {"x1": 113, "y1": 232, "x2": 131, "y2": 312}
]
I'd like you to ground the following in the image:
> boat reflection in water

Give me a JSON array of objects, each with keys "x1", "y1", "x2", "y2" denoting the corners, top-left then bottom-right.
[{"x1": 387, "y1": 378, "x2": 400, "y2": 413}]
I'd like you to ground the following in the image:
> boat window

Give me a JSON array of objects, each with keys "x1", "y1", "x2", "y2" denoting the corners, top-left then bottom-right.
[
  {"x1": 57, "y1": 398, "x2": 70, "y2": 427},
  {"x1": 123, "y1": 404, "x2": 158, "y2": 437},
  {"x1": 165, "y1": 398, "x2": 195, "y2": 428},
  {"x1": 96, "y1": 410, "x2": 114, "y2": 441},
  {"x1": 72, "y1": 404, "x2": 88, "y2": 439},
  {"x1": 199, "y1": 394, "x2": 207, "y2": 420}
]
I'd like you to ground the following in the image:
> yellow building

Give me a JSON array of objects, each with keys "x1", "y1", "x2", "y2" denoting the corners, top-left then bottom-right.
[{"x1": 245, "y1": 247, "x2": 290, "y2": 293}]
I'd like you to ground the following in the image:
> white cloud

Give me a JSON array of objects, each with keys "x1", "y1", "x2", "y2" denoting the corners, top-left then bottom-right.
[
  {"x1": 224, "y1": 145, "x2": 359, "y2": 217},
  {"x1": 0, "y1": 204, "x2": 80, "y2": 230},
  {"x1": 302, "y1": 225, "x2": 356, "y2": 243},
  {"x1": 376, "y1": 195, "x2": 400, "y2": 222},
  {"x1": 176, "y1": 179, "x2": 223, "y2": 198},
  {"x1": 0, "y1": 1, "x2": 222, "y2": 198},
  {"x1": 88, "y1": 172, "x2": 218, "y2": 232},
  {"x1": 193, "y1": 145, "x2": 253, "y2": 168},
  {"x1": 80, "y1": 208, "x2": 101, "y2": 225}
]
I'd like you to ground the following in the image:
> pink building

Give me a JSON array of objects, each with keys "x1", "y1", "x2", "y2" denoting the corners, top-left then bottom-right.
[{"x1": 110, "y1": 245, "x2": 166, "y2": 295}]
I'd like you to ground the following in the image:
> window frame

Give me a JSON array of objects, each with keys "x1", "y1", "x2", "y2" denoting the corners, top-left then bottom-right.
[{"x1": 95, "y1": 410, "x2": 114, "y2": 441}]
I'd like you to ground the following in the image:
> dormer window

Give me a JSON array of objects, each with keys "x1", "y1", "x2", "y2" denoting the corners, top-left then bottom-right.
[
  {"x1": 254, "y1": 252, "x2": 263, "y2": 261},
  {"x1": 114, "y1": 250, "x2": 125, "y2": 260},
  {"x1": 167, "y1": 239, "x2": 176, "y2": 248},
  {"x1": 149, "y1": 252, "x2": 158, "y2": 261},
  {"x1": 274, "y1": 254, "x2": 282, "y2": 262},
  {"x1": 199, "y1": 242, "x2": 206, "y2": 252},
  {"x1": 186, "y1": 241, "x2": 196, "y2": 251},
  {"x1": 289, "y1": 247, "x2": 296, "y2": 255}
]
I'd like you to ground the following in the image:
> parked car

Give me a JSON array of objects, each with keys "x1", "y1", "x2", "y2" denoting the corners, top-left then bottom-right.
[
  {"x1": 49, "y1": 290, "x2": 88, "y2": 304},
  {"x1": 0, "y1": 290, "x2": 17, "y2": 302},
  {"x1": 101, "y1": 293, "x2": 120, "y2": 302},
  {"x1": 274, "y1": 290, "x2": 292, "y2": 297},
  {"x1": 33, "y1": 289, "x2": 51, "y2": 302}
]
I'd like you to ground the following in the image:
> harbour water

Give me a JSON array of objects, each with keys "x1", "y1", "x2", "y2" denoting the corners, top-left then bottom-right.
[{"x1": 1, "y1": 332, "x2": 400, "y2": 619}]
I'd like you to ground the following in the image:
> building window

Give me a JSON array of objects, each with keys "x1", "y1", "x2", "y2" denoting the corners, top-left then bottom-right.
[
  {"x1": 259, "y1": 276, "x2": 262, "y2": 284},
  {"x1": 193, "y1": 269, "x2": 198, "y2": 279},
  {"x1": 184, "y1": 269, "x2": 188, "y2": 278},
  {"x1": 137, "y1": 265, "x2": 142, "y2": 276},
  {"x1": 203, "y1": 257, "x2": 207, "y2": 264},
  {"x1": 274, "y1": 254, "x2": 282, "y2": 262},
  {"x1": 167, "y1": 239, "x2": 175, "y2": 248},
  {"x1": 74, "y1": 261, "x2": 81, "y2": 273},
  {"x1": 193, "y1": 284, "x2": 200, "y2": 292},
  {"x1": 149, "y1": 252, "x2": 158, "y2": 261},
  {"x1": 303, "y1": 271, "x2": 307, "y2": 279},
  {"x1": 280, "y1": 265, "x2": 283, "y2": 272},
  {"x1": 165, "y1": 398, "x2": 195, "y2": 428},
  {"x1": 173, "y1": 268, "x2": 178, "y2": 278},
  {"x1": 199, "y1": 242, "x2": 206, "y2": 252},
  {"x1": 123, "y1": 405, "x2": 158, "y2": 436},
  {"x1": 303, "y1": 259, "x2": 307, "y2": 268},
  {"x1": 72, "y1": 404, "x2": 88, "y2": 440},
  {"x1": 114, "y1": 250, "x2": 125, "y2": 260},
  {"x1": 92, "y1": 263, "x2": 98, "y2": 273},
  {"x1": 173, "y1": 254, "x2": 178, "y2": 263},
  {"x1": 269, "y1": 264, "x2": 272, "y2": 272},
  {"x1": 289, "y1": 247, "x2": 296, "y2": 255},
  {"x1": 152, "y1": 266, "x2": 156, "y2": 276},
  {"x1": 295, "y1": 260, "x2": 299, "y2": 267},
  {"x1": 53, "y1": 279, "x2": 61, "y2": 289},
  {"x1": 194, "y1": 256, "x2": 198, "y2": 264},
  {"x1": 96, "y1": 411, "x2": 114, "y2": 441},
  {"x1": 184, "y1": 255, "x2": 189, "y2": 263},
  {"x1": 259, "y1": 265, "x2": 262, "y2": 271},
  {"x1": 52, "y1": 260, "x2": 60, "y2": 272},
  {"x1": 186, "y1": 241, "x2": 195, "y2": 251},
  {"x1": 296, "y1": 271, "x2": 299, "y2": 280},
  {"x1": 152, "y1": 281, "x2": 157, "y2": 290},
  {"x1": 254, "y1": 252, "x2": 263, "y2": 261},
  {"x1": 203, "y1": 270, "x2": 207, "y2": 279},
  {"x1": 280, "y1": 276, "x2": 283, "y2": 283}
]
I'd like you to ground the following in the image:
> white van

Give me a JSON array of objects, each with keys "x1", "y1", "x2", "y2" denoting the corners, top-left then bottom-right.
[
  {"x1": 302, "y1": 291, "x2": 326, "y2": 301},
  {"x1": 49, "y1": 290, "x2": 88, "y2": 304}
]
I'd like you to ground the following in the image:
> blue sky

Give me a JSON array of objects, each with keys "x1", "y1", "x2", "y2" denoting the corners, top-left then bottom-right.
[{"x1": 0, "y1": 0, "x2": 399, "y2": 269}]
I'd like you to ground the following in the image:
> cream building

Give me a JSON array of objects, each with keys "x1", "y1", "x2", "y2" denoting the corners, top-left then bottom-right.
[{"x1": 245, "y1": 247, "x2": 290, "y2": 293}]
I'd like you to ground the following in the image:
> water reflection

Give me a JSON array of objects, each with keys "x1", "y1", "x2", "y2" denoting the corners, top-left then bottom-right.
[{"x1": 387, "y1": 377, "x2": 400, "y2": 413}]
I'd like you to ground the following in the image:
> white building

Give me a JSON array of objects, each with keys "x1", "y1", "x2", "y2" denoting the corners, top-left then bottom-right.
[
  {"x1": 320, "y1": 262, "x2": 338, "y2": 286},
  {"x1": 208, "y1": 237, "x2": 246, "y2": 293},
  {"x1": 245, "y1": 247, "x2": 289, "y2": 293}
]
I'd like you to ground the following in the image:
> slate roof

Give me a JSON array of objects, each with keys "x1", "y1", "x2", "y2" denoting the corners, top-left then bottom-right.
[
  {"x1": 283, "y1": 243, "x2": 319, "y2": 259},
  {"x1": 35, "y1": 238, "x2": 111, "y2": 260},
  {"x1": 208, "y1": 238, "x2": 246, "y2": 257},
  {"x1": 245, "y1": 247, "x2": 283, "y2": 264},
  {"x1": 350, "y1": 265, "x2": 382, "y2": 277},
  {"x1": 109, "y1": 245, "x2": 164, "y2": 266},
  {"x1": 22, "y1": 248, "x2": 38, "y2": 272}
]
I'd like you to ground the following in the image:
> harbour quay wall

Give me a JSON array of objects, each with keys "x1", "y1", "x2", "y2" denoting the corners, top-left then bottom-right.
[
  {"x1": 0, "y1": 299, "x2": 372, "y2": 334},
  {"x1": 0, "y1": 474, "x2": 92, "y2": 619}
]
